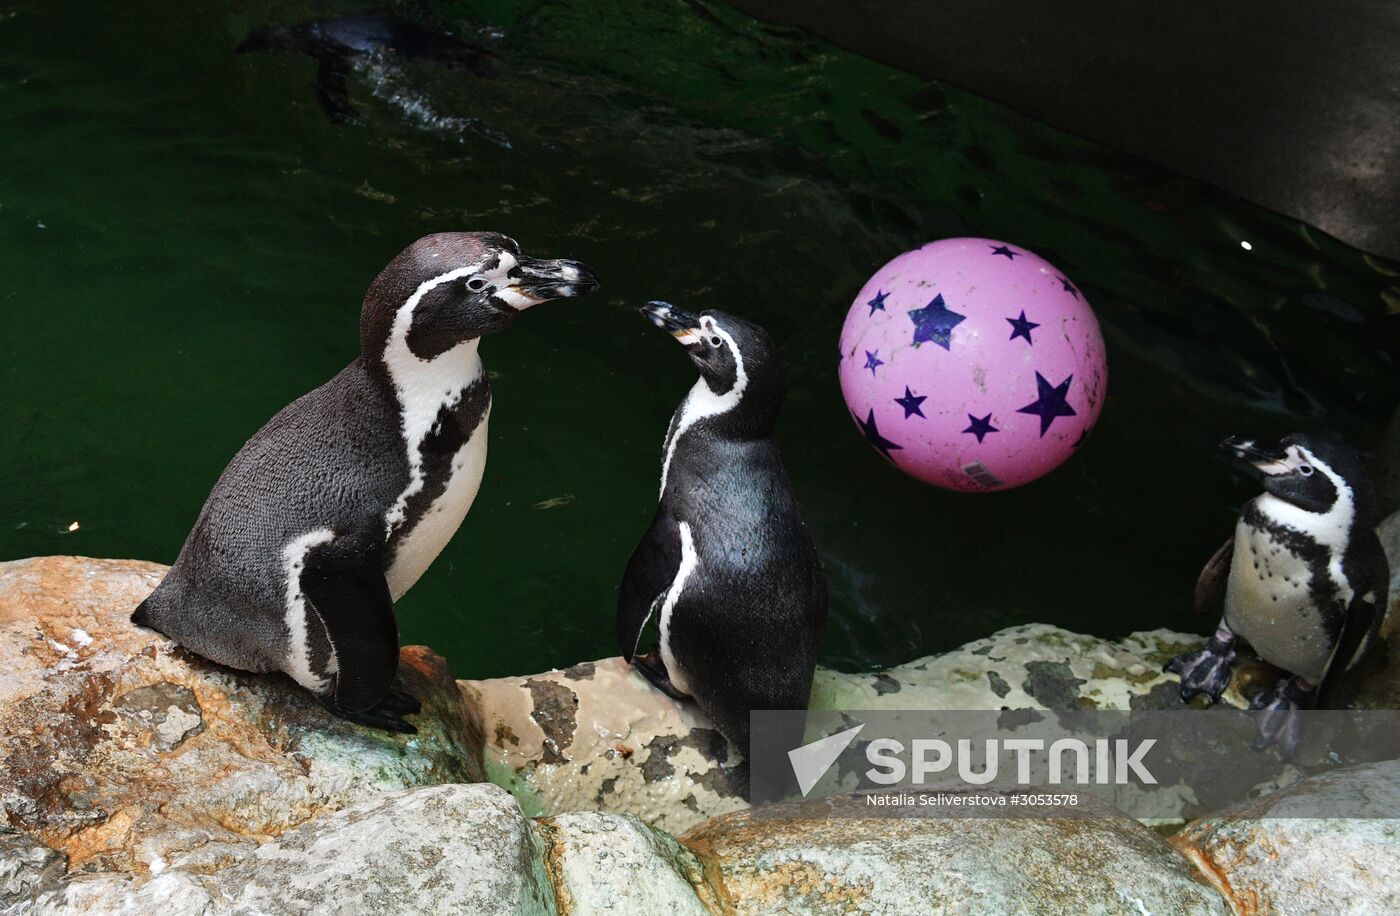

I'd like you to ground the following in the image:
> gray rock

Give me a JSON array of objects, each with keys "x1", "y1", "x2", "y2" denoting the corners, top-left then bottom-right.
[
  {"x1": 536, "y1": 812, "x2": 715, "y2": 915},
  {"x1": 210, "y1": 783, "x2": 556, "y2": 916},
  {"x1": 1, "y1": 830, "x2": 66, "y2": 911},
  {"x1": 1381, "y1": 508, "x2": 1400, "y2": 608},
  {"x1": 30, "y1": 872, "x2": 215, "y2": 916},
  {"x1": 1171, "y1": 760, "x2": 1400, "y2": 915},
  {"x1": 466, "y1": 625, "x2": 1240, "y2": 834},
  {"x1": 0, "y1": 556, "x2": 483, "y2": 877},
  {"x1": 682, "y1": 796, "x2": 1227, "y2": 915},
  {"x1": 465, "y1": 658, "x2": 746, "y2": 836}
]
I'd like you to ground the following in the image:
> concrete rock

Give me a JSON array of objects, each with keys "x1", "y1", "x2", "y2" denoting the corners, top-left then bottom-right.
[
  {"x1": 682, "y1": 798, "x2": 1228, "y2": 915},
  {"x1": 537, "y1": 812, "x2": 716, "y2": 915},
  {"x1": 210, "y1": 784, "x2": 555, "y2": 916},
  {"x1": 1381, "y1": 507, "x2": 1400, "y2": 621},
  {"x1": 1171, "y1": 760, "x2": 1400, "y2": 915},
  {"x1": 470, "y1": 625, "x2": 1245, "y2": 833},
  {"x1": 29, "y1": 871, "x2": 215, "y2": 916},
  {"x1": 0, "y1": 830, "x2": 66, "y2": 912},
  {"x1": 466, "y1": 658, "x2": 746, "y2": 836},
  {"x1": 0, "y1": 556, "x2": 483, "y2": 877},
  {"x1": 813, "y1": 623, "x2": 1253, "y2": 713}
]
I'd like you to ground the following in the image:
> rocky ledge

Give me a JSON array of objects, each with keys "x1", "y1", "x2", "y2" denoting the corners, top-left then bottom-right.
[{"x1": 2, "y1": 553, "x2": 1398, "y2": 914}]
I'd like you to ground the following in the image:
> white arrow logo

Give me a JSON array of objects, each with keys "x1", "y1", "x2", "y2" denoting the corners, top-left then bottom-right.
[{"x1": 787, "y1": 724, "x2": 865, "y2": 797}]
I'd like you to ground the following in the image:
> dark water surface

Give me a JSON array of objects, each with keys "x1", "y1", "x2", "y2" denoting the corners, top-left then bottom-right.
[{"x1": 1, "y1": 0, "x2": 1396, "y2": 678}]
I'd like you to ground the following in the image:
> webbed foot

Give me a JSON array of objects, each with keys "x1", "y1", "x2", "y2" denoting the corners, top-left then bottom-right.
[
  {"x1": 1249, "y1": 677, "x2": 1310, "y2": 758},
  {"x1": 319, "y1": 690, "x2": 421, "y2": 734},
  {"x1": 633, "y1": 648, "x2": 689, "y2": 701},
  {"x1": 1165, "y1": 632, "x2": 1237, "y2": 704},
  {"x1": 375, "y1": 689, "x2": 422, "y2": 716}
]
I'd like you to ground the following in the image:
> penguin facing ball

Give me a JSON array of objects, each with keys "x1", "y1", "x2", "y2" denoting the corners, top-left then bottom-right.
[
  {"x1": 1167, "y1": 433, "x2": 1390, "y2": 750},
  {"x1": 618, "y1": 301, "x2": 828, "y2": 776},
  {"x1": 133, "y1": 232, "x2": 598, "y2": 732}
]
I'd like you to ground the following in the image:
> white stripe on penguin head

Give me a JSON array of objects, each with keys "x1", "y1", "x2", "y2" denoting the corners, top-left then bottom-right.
[{"x1": 659, "y1": 317, "x2": 747, "y2": 497}]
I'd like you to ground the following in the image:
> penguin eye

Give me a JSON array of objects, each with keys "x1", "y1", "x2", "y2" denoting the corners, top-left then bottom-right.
[
  {"x1": 708, "y1": 335, "x2": 723, "y2": 348},
  {"x1": 1299, "y1": 465, "x2": 1314, "y2": 476},
  {"x1": 465, "y1": 277, "x2": 489, "y2": 292}
]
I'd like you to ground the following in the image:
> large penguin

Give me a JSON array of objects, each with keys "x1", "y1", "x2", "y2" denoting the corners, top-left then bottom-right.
[
  {"x1": 1167, "y1": 433, "x2": 1390, "y2": 749},
  {"x1": 133, "y1": 232, "x2": 597, "y2": 732},
  {"x1": 618, "y1": 301, "x2": 827, "y2": 785}
]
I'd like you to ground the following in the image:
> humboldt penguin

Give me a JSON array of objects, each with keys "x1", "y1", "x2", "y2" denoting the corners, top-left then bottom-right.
[
  {"x1": 618, "y1": 301, "x2": 827, "y2": 789},
  {"x1": 1166, "y1": 433, "x2": 1390, "y2": 751},
  {"x1": 237, "y1": 14, "x2": 494, "y2": 125},
  {"x1": 133, "y1": 232, "x2": 598, "y2": 732}
]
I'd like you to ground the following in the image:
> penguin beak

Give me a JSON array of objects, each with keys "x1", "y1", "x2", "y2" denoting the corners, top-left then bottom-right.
[
  {"x1": 503, "y1": 256, "x2": 600, "y2": 307},
  {"x1": 1222, "y1": 436, "x2": 1291, "y2": 475},
  {"x1": 640, "y1": 301, "x2": 704, "y2": 347}
]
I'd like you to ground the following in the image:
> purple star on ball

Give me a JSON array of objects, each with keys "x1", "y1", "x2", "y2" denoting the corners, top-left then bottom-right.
[
  {"x1": 1006, "y1": 310, "x2": 1040, "y2": 345},
  {"x1": 962, "y1": 412, "x2": 999, "y2": 443},
  {"x1": 894, "y1": 386, "x2": 927, "y2": 419},
  {"x1": 1017, "y1": 371, "x2": 1077, "y2": 437},
  {"x1": 908, "y1": 294, "x2": 965, "y2": 351}
]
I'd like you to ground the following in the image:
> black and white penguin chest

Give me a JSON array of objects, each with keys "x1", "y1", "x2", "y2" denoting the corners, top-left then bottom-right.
[
  {"x1": 1226, "y1": 494, "x2": 1353, "y2": 680},
  {"x1": 379, "y1": 330, "x2": 492, "y2": 601},
  {"x1": 652, "y1": 376, "x2": 752, "y2": 694}
]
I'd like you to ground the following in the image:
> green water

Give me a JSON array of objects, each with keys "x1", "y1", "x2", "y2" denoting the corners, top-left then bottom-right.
[{"x1": 1, "y1": 0, "x2": 1396, "y2": 679}]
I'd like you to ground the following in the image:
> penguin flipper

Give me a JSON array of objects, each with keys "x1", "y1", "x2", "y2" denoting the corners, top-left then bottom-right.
[
  {"x1": 301, "y1": 552, "x2": 401, "y2": 715},
  {"x1": 634, "y1": 648, "x2": 689, "y2": 701},
  {"x1": 1313, "y1": 589, "x2": 1382, "y2": 709},
  {"x1": 1194, "y1": 537, "x2": 1235, "y2": 615},
  {"x1": 313, "y1": 57, "x2": 356, "y2": 122},
  {"x1": 617, "y1": 512, "x2": 681, "y2": 661}
]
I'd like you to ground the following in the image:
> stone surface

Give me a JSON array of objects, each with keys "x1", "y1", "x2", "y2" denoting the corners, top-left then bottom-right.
[
  {"x1": 8, "y1": 553, "x2": 1395, "y2": 914},
  {"x1": 29, "y1": 871, "x2": 216, "y2": 916},
  {"x1": 0, "y1": 556, "x2": 483, "y2": 878},
  {"x1": 813, "y1": 623, "x2": 1255, "y2": 713},
  {"x1": 1171, "y1": 760, "x2": 1400, "y2": 915},
  {"x1": 537, "y1": 812, "x2": 716, "y2": 915},
  {"x1": 1, "y1": 829, "x2": 66, "y2": 912},
  {"x1": 1381, "y1": 507, "x2": 1400, "y2": 622},
  {"x1": 465, "y1": 658, "x2": 747, "y2": 836},
  {"x1": 470, "y1": 625, "x2": 1253, "y2": 833},
  {"x1": 210, "y1": 784, "x2": 555, "y2": 915},
  {"x1": 682, "y1": 797, "x2": 1228, "y2": 915}
]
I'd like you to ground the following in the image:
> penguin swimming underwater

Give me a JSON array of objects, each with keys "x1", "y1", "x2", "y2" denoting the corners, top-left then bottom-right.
[
  {"x1": 617, "y1": 301, "x2": 827, "y2": 786},
  {"x1": 1166, "y1": 433, "x2": 1390, "y2": 750},
  {"x1": 133, "y1": 232, "x2": 598, "y2": 732},
  {"x1": 237, "y1": 15, "x2": 494, "y2": 127}
]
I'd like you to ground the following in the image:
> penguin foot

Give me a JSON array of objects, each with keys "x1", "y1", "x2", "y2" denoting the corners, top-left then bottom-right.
[
  {"x1": 1249, "y1": 677, "x2": 1310, "y2": 758},
  {"x1": 633, "y1": 649, "x2": 689, "y2": 702},
  {"x1": 318, "y1": 692, "x2": 420, "y2": 735},
  {"x1": 376, "y1": 689, "x2": 422, "y2": 716},
  {"x1": 1164, "y1": 634, "x2": 1237, "y2": 704}
]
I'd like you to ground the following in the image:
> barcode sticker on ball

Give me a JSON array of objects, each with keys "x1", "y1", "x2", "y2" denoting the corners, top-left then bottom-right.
[{"x1": 961, "y1": 462, "x2": 1004, "y2": 490}]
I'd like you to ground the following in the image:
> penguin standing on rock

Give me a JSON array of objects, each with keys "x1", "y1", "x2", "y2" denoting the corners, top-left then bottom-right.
[
  {"x1": 1167, "y1": 433, "x2": 1390, "y2": 751},
  {"x1": 133, "y1": 232, "x2": 598, "y2": 732},
  {"x1": 618, "y1": 301, "x2": 827, "y2": 786}
]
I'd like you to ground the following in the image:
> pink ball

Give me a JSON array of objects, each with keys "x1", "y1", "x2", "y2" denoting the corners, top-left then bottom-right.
[{"x1": 838, "y1": 238, "x2": 1107, "y2": 492}]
